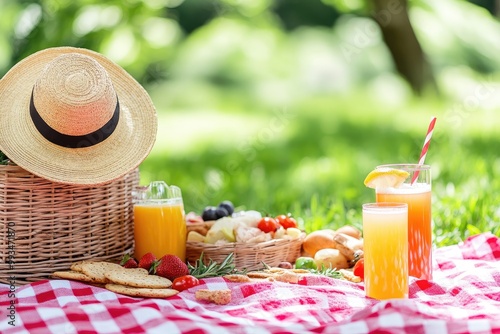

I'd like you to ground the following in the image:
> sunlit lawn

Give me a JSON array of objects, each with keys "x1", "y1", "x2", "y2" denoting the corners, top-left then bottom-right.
[{"x1": 139, "y1": 87, "x2": 500, "y2": 247}]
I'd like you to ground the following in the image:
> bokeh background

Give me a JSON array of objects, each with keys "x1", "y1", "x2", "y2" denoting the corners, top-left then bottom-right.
[{"x1": 1, "y1": 0, "x2": 500, "y2": 245}]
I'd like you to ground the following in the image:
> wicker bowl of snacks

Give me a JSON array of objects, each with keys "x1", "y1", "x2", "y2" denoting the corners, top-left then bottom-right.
[{"x1": 186, "y1": 205, "x2": 305, "y2": 271}]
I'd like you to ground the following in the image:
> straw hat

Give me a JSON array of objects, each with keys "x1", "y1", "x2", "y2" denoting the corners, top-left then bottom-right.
[{"x1": 0, "y1": 47, "x2": 157, "y2": 185}]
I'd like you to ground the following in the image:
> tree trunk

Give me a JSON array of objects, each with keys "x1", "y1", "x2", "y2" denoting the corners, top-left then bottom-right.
[{"x1": 370, "y1": 0, "x2": 437, "y2": 95}]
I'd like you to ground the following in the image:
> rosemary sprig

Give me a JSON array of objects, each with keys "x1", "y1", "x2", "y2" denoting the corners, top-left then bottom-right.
[
  {"x1": 188, "y1": 252, "x2": 245, "y2": 279},
  {"x1": 309, "y1": 265, "x2": 344, "y2": 280},
  {"x1": 260, "y1": 261, "x2": 271, "y2": 270}
]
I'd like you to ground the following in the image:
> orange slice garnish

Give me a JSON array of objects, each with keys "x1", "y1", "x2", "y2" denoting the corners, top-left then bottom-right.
[{"x1": 363, "y1": 168, "x2": 410, "y2": 189}]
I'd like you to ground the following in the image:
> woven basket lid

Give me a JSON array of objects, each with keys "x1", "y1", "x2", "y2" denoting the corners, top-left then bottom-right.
[{"x1": 0, "y1": 47, "x2": 157, "y2": 185}]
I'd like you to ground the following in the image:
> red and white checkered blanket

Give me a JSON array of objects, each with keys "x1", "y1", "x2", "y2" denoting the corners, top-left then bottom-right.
[{"x1": 1, "y1": 232, "x2": 499, "y2": 333}]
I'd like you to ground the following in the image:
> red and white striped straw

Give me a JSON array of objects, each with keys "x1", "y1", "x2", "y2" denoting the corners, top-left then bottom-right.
[{"x1": 411, "y1": 116, "x2": 437, "y2": 184}]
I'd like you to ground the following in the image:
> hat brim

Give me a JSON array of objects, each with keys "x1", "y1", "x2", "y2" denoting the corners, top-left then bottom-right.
[{"x1": 0, "y1": 47, "x2": 157, "y2": 185}]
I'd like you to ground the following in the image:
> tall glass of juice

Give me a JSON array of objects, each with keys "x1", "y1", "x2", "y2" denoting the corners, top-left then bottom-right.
[
  {"x1": 362, "y1": 202, "x2": 408, "y2": 300},
  {"x1": 133, "y1": 181, "x2": 186, "y2": 261},
  {"x1": 376, "y1": 164, "x2": 432, "y2": 280}
]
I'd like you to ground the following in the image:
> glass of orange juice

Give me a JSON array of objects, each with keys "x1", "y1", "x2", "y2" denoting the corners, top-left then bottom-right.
[
  {"x1": 362, "y1": 202, "x2": 408, "y2": 300},
  {"x1": 133, "y1": 181, "x2": 186, "y2": 261},
  {"x1": 375, "y1": 164, "x2": 432, "y2": 280}
]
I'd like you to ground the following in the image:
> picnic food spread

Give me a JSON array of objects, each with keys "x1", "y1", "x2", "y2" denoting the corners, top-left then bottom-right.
[
  {"x1": 1, "y1": 232, "x2": 499, "y2": 333},
  {"x1": 1, "y1": 48, "x2": 499, "y2": 334},
  {"x1": 48, "y1": 213, "x2": 366, "y2": 299}
]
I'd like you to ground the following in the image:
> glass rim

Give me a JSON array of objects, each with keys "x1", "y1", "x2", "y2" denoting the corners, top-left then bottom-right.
[
  {"x1": 134, "y1": 198, "x2": 183, "y2": 205},
  {"x1": 376, "y1": 163, "x2": 430, "y2": 171},
  {"x1": 362, "y1": 202, "x2": 408, "y2": 210}
]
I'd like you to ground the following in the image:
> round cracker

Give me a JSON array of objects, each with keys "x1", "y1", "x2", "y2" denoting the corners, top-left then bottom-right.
[
  {"x1": 52, "y1": 270, "x2": 95, "y2": 283},
  {"x1": 80, "y1": 261, "x2": 124, "y2": 283},
  {"x1": 70, "y1": 260, "x2": 97, "y2": 273},
  {"x1": 273, "y1": 271, "x2": 299, "y2": 284},
  {"x1": 195, "y1": 289, "x2": 232, "y2": 305},
  {"x1": 246, "y1": 271, "x2": 275, "y2": 279},
  {"x1": 104, "y1": 269, "x2": 172, "y2": 288},
  {"x1": 105, "y1": 283, "x2": 178, "y2": 298},
  {"x1": 223, "y1": 274, "x2": 251, "y2": 283},
  {"x1": 128, "y1": 267, "x2": 149, "y2": 275}
]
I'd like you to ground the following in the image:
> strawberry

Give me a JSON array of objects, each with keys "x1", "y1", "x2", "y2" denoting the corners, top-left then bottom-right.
[
  {"x1": 120, "y1": 254, "x2": 138, "y2": 268},
  {"x1": 154, "y1": 254, "x2": 189, "y2": 281},
  {"x1": 138, "y1": 252, "x2": 156, "y2": 272}
]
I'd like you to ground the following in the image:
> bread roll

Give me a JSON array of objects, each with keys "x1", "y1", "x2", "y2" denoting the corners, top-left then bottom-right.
[
  {"x1": 335, "y1": 225, "x2": 362, "y2": 239},
  {"x1": 332, "y1": 233, "x2": 364, "y2": 261},
  {"x1": 314, "y1": 248, "x2": 349, "y2": 270},
  {"x1": 302, "y1": 229, "x2": 336, "y2": 257}
]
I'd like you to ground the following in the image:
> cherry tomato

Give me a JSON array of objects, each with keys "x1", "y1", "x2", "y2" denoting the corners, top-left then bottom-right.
[
  {"x1": 275, "y1": 214, "x2": 298, "y2": 229},
  {"x1": 172, "y1": 275, "x2": 200, "y2": 292},
  {"x1": 353, "y1": 258, "x2": 364, "y2": 281},
  {"x1": 257, "y1": 217, "x2": 279, "y2": 233}
]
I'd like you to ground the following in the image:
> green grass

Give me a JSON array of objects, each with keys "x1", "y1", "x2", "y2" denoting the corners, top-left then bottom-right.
[{"x1": 139, "y1": 90, "x2": 500, "y2": 247}]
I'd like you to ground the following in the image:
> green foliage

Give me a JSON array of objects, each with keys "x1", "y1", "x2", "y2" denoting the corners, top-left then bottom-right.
[
  {"x1": 412, "y1": 0, "x2": 500, "y2": 76},
  {"x1": 321, "y1": 0, "x2": 367, "y2": 13},
  {"x1": 274, "y1": 0, "x2": 341, "y2": 30},
  {"x1": 0, "y1": 0, "x2": 183, "y2": 81}
]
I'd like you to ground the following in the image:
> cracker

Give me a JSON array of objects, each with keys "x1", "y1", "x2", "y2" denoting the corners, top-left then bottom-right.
[
  {"x1": 246, "y1": 277, "x2": 274, "y2": 282},
  {"x1": 52, "y1": 270, "x2": 95, "y2": 283},
  {"x1": 195, "y1": 289, "x2": 232, "y2": 305},
  {"x1": 70, "y1": 260, "x2": 96, "y2": 273},
  {"x1": 339, "y1": 269, "x2": 362, "y2": 283},
  {"x1": 246, "y1": 271, "x2": 275, "y2": 279},
  {"x1": 105, "y1": 284, "x2": 178, "y2": 298},
  {"x1": 104, "y1": 269, "x2": 172, "y2": 289},
  {"x1": 223, "y1": 274, "x2": 251, "y2": 283},
  {"x1": 80, "y1": 261, "x2": 124, "y2": 284},
  {"x1": 273, "y1": 271, "x2": 299, "y2": 284},
  {"x1": 125, "y1": 267, "x2": 149, "y2": 275}
]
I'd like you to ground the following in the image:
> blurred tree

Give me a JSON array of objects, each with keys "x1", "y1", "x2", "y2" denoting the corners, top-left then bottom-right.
[
  {"x1": 322, "y1": 0, "x2": 437, "y2": 95},
  {"x1": 370, "y1": 0, "x2": 437, "y2": 95}
]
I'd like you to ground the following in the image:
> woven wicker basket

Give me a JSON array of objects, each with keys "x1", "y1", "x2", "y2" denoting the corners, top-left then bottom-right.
[
  {"x1": 186, "y1": 221, "x2": 305, "y2": 271},
  {"x1": 0, "y1": 164, "x2": 139, "y2": 285}
]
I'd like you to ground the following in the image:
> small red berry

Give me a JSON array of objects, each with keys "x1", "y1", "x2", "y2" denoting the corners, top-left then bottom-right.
[
  {"x1": 120, "y1": 254, "x2": 138, "y2": 268},
  {"x1": 154, "y1": 254, "x2": 189, "y2": 281},
  {"x1": 138, "y1": 252, "x2": 157, "y2": 272}
]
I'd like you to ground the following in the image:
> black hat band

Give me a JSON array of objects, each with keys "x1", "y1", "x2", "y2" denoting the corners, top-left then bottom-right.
[{"x1": 29, "y1": 90, "x2": 120, "y2": 148}]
